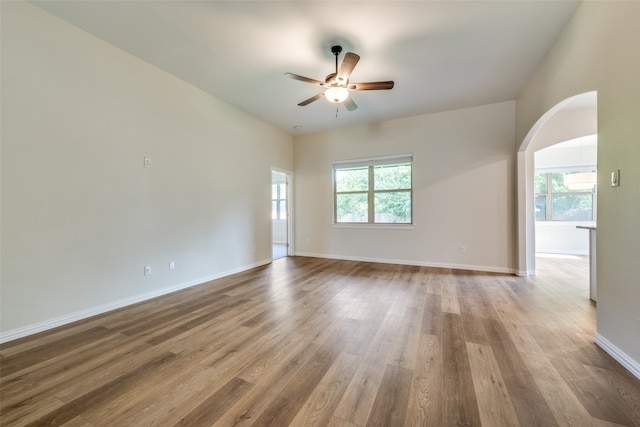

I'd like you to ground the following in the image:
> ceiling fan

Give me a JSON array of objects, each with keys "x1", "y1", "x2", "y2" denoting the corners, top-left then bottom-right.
[{"x1": 285, "y1": 45, "x2": 394, "y2": 111}]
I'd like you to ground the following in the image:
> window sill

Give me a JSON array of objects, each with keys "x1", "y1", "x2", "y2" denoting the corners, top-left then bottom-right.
[
  {"x1": 332, "y1": 223, "x2": 415, "y2": 230},
  {"x1": 535, "y1": 221, "x2": 596, "y2": 226}
]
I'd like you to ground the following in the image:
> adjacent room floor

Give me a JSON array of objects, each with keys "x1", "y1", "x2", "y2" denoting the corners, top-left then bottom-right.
[{"x1": 272, "y1": 243, "x2": 287, "y2": 260}]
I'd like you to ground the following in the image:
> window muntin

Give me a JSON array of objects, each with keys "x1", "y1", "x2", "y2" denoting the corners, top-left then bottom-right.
[
  {"x1": 334, "y1": 155, "x2": 412, "y2": 224},
  {"x1": 534, "y1": 169, "x2": 596, "y2": 221}
]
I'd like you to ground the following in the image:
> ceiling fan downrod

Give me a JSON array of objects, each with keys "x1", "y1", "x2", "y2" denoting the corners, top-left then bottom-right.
[{"x1": 331, "y1": 45, "x2": 342, "y2": 74}]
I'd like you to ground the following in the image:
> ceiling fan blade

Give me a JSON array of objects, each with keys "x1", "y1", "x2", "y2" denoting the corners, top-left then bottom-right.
[
  {"x1": 348, "y1": 81, "x2": 395, "y2": 91},
  {"x1": 337, "y1": 52, "x2": 360, "y2": 82},
  {"x1": 343, "y1": 97, "x2": 358, "y2": 111},
  {"x1": 298, "y1": 92, "x2": 325, "y2": 106},
  {"x1": 285, "y1": 72, "x2": 325, "y2": 86}
]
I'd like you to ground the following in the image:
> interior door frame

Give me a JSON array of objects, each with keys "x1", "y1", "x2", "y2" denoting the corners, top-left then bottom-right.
[{"x1": 271, "y1": 167, "x2": 294, "y2": 258}]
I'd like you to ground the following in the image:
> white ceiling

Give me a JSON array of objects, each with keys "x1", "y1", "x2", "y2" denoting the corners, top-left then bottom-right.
[{"x1": 31, "y1": 1, "x2": 581, "y2": 135}]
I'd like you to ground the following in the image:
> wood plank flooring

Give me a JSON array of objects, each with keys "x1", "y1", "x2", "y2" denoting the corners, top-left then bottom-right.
[{"x1": 2, "y1": 255, "x2": 639, "y2": 426}]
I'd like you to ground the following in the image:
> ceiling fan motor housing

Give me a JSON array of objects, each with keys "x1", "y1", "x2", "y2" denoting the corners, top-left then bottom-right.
[{"x1": 325, "y1": 73, "x2": 340, "y2": 85}]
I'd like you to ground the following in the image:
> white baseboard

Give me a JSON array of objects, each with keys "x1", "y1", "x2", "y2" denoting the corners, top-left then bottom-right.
[
  {"x1": 0, "y1": 258, "x2": 272, "y2": 344},
  {"x1": 294, "y1": 252, "x2": 517, "y2": 275},
  {"x1": 594, "y1": 332, "x2": 640, "y2": 380}
]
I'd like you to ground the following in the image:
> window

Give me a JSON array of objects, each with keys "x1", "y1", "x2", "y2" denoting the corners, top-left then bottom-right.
[
  {"x1": 272, "y1": 182, "x2": 287, "y2": 220},
  {"x1": 333, "y1": 154, "x2": 412, "y2": 224},
  {"x1": 535, "y1": 169, "x2": 596, "y2": 221}
]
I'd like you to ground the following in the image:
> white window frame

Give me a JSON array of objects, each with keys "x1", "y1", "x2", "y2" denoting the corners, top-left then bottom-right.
[
  {"x1": 534, "y1": 167, "x2": 597, "y2": 222},
  {"x1": 333, "y1": 154, "x2": 413, "y2": 225}
]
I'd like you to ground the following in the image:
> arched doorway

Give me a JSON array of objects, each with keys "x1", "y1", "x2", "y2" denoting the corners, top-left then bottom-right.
[{"x1": 516, "y1": 91, "x2": 597, "y2": 277}]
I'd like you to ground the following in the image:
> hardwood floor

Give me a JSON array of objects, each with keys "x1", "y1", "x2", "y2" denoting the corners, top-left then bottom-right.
[{"x1": 2, "y1": 256, "x2": 639, "y2": 426}]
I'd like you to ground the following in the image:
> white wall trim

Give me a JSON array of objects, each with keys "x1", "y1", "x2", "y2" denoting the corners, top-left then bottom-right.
[
  {"x1": 516, "y1": 270, "x2": 535, "y2": 277},
  {"x1": 331, "y1": 224, "x2": 415, "y2": 230},
  {"x1": 294, "y1": 252, "x2": 517, "y2": 275},
  {"x1": 594, "y1": 332, "x2": 640, "y2": 380},
  {"x1": 0, "y1": 259, "x2": 272, "y2": 344}
]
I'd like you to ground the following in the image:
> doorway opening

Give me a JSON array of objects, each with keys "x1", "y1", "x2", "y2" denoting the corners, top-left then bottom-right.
[
  {"x1": 517, "y1": 91, "x2": 596, "y2": 300},
  {"x1": 272, "y1": 169, "x2": 292, "y2": 260},
  {"x1": 534, "y1": 135, "x2": 597, "y2": 252}
]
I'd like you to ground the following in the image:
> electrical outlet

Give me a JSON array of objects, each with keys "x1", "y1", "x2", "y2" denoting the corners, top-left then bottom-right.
[
  {"x1": 144, "y1": 266, "x2": 151, "y2": 276},
  {"x1": 459, "y1": 246, "x2": 466, "y2": 255}
]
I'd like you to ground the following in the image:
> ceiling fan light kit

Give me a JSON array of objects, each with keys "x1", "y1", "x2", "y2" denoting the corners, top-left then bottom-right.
[
  {"x1": 286, "y1": 45, "x2": 394, "y2": 111},
  {"x1": 325, "y1": 86, "x2": 349, "y2": 103}
]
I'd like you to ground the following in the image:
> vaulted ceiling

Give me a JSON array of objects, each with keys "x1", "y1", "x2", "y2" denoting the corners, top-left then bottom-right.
[{"x1": 31, "y1": 1, "x2": 581, "y2": 135}]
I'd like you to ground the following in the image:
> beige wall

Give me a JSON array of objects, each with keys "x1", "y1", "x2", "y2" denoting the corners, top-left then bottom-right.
[
  {"x1": 517, "y1": 2, "x2": 640, "y2": 371},
  {"x1": 294, "y1": 101, "x2": 516, "y2": 273},
  {"x1": 0, "y1": 2, "x2": 293, "y2": 337}
]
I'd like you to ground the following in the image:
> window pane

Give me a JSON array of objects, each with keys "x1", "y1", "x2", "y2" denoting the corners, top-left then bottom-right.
[
  {"x1": 336, "y1": 193, "x2": 368, "y2": 223},
  {"x1": 336, "y1": 167, "x2": 368, "y2": 192},
  {"x1": 272, "y1": 201, "x2": 278, "y2": 220},
  {"x1": 534, "y1": 173, "x2": 547, "y2": 194},
  {"x1": 334, "y1": 157, "x2": 413, "y2": 224},
  {"x1": 278, "y1": 183, "x2": 287, "y2": 199},
  {"x1": 551, "y1": 172, "x2": 570, "y2": 193},
  {"x1": 374, "y1": 191, "x2": 411, "y2": 223},
  {"x1": 374, "y1": 163, "x2": 411, "y2": 190},
  {"x1": 552, "y1": 194, "x2": 593, "y2": 221},
  {"x1": 535, "y1": 195, "x2": 547, "y2": 220},
  {"x1": 279, "y1": 201, "x2": 287, "y2": 219}
]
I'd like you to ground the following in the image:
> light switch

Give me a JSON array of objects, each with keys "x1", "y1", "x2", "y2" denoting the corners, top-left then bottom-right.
[
  {"x1": 611, "y1": 169, "x2": 620, "y2": 187},
  {"x1": 144, "y1": 157, "x2": 152, "y2": 168}
]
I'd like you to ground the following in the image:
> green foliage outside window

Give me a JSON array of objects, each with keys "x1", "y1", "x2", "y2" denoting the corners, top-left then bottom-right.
[
  {"x1": 335, "y1": 161, "x2": 412, "y2": 224},
  {"x1": 535, "y1": 170, "x2": 596, "y2": 221}
]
